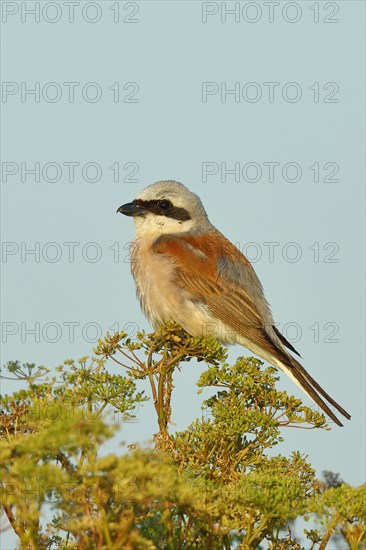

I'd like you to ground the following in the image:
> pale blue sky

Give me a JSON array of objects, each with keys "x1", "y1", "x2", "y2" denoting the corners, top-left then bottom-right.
[{"x1": 1, "y1": 2, "x2": 365, "y2": 547}]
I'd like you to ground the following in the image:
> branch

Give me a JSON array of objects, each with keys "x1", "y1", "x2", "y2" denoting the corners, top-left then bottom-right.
[
  {"x1": 2, "y1": 504, "x2": 24, "y2": 539},
  {"x1": 319, "y1": 514, "x2": 341, "y2": 550}
]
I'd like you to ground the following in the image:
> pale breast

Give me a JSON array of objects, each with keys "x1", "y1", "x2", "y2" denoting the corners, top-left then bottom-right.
[
  {"x1": 130, "y1": 235, "x2": 188, "y2": 327},
  {"x1": 129, "y1": 235, "x2": 224, "y2": 337}
]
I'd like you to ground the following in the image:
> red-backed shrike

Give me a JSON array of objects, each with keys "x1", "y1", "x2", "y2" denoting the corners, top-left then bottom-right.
[{"x1": 117, "y1": 180, "x2": 350, "y2": 426}]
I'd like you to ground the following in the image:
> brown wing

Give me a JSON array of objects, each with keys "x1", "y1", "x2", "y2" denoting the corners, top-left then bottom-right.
[{"x1": 153, "y1": 232, "x2": 292, "y2": 366}]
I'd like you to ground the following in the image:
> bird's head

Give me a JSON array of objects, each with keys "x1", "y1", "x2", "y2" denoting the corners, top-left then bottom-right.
[{"x1": 117, "y1": 180, "x2": 212, "y2": 236}]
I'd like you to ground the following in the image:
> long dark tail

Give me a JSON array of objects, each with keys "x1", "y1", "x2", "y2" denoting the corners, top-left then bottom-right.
[
  {"x1": 270, "y1": 325, "x2": 350, "y2": 426},
  {"x1": 279, "y1": 356, "x2": 351, "y2": 427}
]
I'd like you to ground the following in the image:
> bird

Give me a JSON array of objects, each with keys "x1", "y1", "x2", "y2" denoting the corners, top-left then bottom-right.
[{"x1": 117, "y1": 180, "x2": 351, "y2": 427}]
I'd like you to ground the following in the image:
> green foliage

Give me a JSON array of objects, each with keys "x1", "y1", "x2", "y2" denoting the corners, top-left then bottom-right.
[{"x1": 1, "y1": 324, "x2": 365, "y2": 549}]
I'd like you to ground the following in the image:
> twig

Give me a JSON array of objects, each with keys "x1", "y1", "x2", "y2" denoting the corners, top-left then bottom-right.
[
  {"x1": 108, "y1": 354, "x2": 141, "y2": 376},
  {"x1": 117, "y1": 348, "x2": 144, "y2": 368}
]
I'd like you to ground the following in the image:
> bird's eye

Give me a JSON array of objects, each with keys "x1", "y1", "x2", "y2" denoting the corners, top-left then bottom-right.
[{"x1": 158, "y1": 200, "x2": 172, "y2": 211}]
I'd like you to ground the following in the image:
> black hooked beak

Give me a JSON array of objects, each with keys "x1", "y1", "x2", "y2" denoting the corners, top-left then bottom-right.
[{"x1": 116, "y1": 200, "x2": 146, "y2": 217}]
